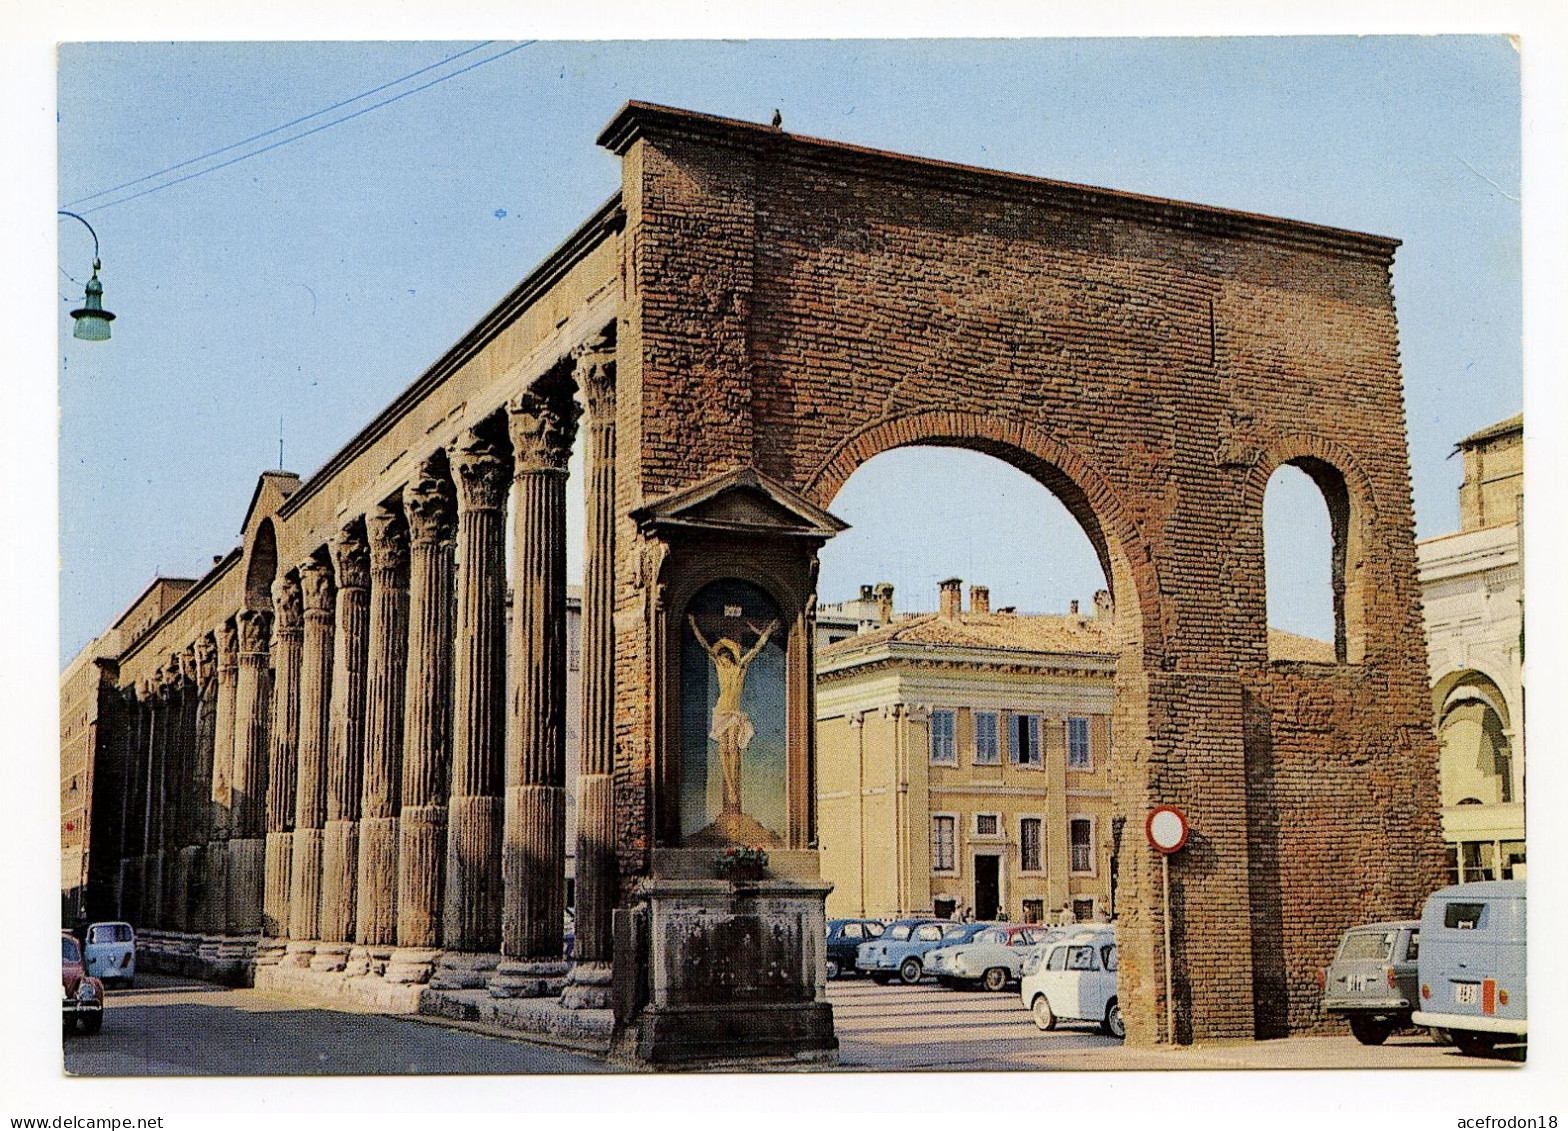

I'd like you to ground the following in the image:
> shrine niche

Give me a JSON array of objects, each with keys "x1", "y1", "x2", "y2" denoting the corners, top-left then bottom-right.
[{"x1": 680, "y1": 579, "x2": 787, "y2": 848}]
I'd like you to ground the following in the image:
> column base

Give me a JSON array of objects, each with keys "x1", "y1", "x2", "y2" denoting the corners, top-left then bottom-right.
[
  {"x1": 559, "y1": 961, "x2": 613, "y2": 1009},
  {"x1": 253, "y1": 936, "x2": 289, "y2": 968},
  {"x1": 283, "y1": 940, "x2": 318, "y2": 969},
  {"x1": 383, "y1": 948, "x2": 441, "y2": 984},
  {"x1": 344, "y1": 946, "x2": 372, "y2": 977},
  {"x1": 309, "y1": 942, "x2": 351, "y2": 973},
  {"x1": 488, "y1": 959, "x2": 569, "y2": 999},
  {"x1": 428, "y1": 951, "x2": 500, "y2": 990}
]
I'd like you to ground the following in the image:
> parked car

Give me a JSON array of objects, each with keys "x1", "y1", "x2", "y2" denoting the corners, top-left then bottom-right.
[
  {"x1": 927, "y1": 924, "x2": 1045, "y2": 991},
  {"x1": 826, "y1": 919, "x2": 885, "y2": 980},
  {"x1": 62, "y1": 932, "x2": 105, "y2": 1035},
  {"x1": 1317, "y1": 920, "x2": 1420, "y2": 1045},
  {"x1": 1019, "y1": 926, "x2": 1122, "y2": 1038},
  {"x1": 858, "y1": 919, "x2": 988, "y2": 984},
  {"x1": 83, "y1": 921, "x2": 137, "y2": 988},
  {"x1": 1411, "y1": 880, "x2": 1527, "y2": 1056}
]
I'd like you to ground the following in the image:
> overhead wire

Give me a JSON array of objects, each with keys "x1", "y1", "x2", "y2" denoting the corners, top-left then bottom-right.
[
  {"x1": 63, "y1": 40, "x2": 498, "y2": 211},
  {"x1": 75, "y1": 41, "x2": 536, "y2": 217}
]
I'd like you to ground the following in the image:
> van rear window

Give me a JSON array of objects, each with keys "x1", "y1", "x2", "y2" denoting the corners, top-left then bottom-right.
[
  {"x1": 1339, "y1": 931, "x2": 1395, "y2": 961},
  {"x1": 1444, "y1": 903, "x2": 1487, "y2": 930}
]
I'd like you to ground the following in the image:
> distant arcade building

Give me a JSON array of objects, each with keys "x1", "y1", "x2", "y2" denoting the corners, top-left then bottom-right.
[{"x1": 62, "y1": 102, "x2": 1442, "y2": 1059}]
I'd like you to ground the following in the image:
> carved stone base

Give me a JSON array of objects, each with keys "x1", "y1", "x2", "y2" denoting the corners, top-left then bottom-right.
[
  {"x1": 253, "y1": 935, "x2": 288, "y2": 968},
  {"x1": 488, "y1": 959, "x2": 569, "y2": 999},
  {"x1": 383, "y1": 947, "x2": 441, "y2": 984},
  {"x1": 559, "y1": 961, "x2": 613, "y2": 1010},
  {"x1": 344, "y1": 946, "x2": 373, "y2": 977},
  {"x1": 309, "y1": 942, "x2": 351, "y2": 973},
  {"x1": 283, "y1": 940, "x2": 318, "y2": 969},
  {"x1": 428, "y1": 950, "x2": 500, "y2": 990}
]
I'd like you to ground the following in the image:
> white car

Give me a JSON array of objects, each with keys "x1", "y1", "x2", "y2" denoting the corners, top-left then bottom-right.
[
  {"x1": 1019, "y1": 926, "x2": 1123, "y2": 1038},
  {"x1": 926, "y1": 925, "x2": 1047, "y2": 991},
  {"x1": 83, "y1": 921, "x2": 137, "y2": 987}
]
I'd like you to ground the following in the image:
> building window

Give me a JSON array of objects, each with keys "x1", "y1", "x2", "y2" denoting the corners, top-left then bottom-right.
[
  {"x1": 931, "y1": 815, "x2": 957, "y2": 872},
  {"x1": 1067, "y1": 717, "x2": 1091, "y2": 769},
  {"x1": 1073, "y1": 897, "x2": 1096, "y2": 922},
  {"x1": 974, "y1": 711, "x2": 1000, "y2": 764},
  {"x1": 1070, "y1": 817, "x2": 1093, "y2": 874},
  {"x1": 930, "y1": 709, "x2": 957, "y2": 765},
  {"x1": 975, "y1": 812, "x2": 999, "y2": 837},
  {"x1": 1019, "y1": 818, "x2": 1042, "y2": 872},
  {"x1": 1009, "y1": 713, "x2": 1042, "y2": 767}
]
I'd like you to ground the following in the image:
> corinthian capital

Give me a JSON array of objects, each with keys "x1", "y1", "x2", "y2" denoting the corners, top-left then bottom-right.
[
  {"x1": 367, "y1": 503, "x2": 410, "y2": 578},
  {"x1": 404, "y1": 455, "x2": 456, "y2": 546},
  {"x1": 299, "y1": 554, "x2": 336, "y2": 614},
  {"x1": 574, "y1": 333, "x2": 617, "y2": 418},
  {"x1": 272, "y1": 572, "x2": 304, "y2": 634},
  {"x1": 508, "y1": 381, "x2": 581, "y2": 474},
  {"x1": 196, "y1": 634, "x2": 218, "y2": 689},
  {"x1": 237, "y1": 608, "x2": 273, "y2": 655},
  {"x1": 331, "y1": 521, "x2": 371, "y2": 591},
  {"x1": 180, "y1": 644, "x2": 199, "y2": 686},
  {"x1": 449, "y1": 431, "x2": 510, "y2": 511},
  {"x1": 218, "y1": 618, "x2": 239, "y2": 669}
]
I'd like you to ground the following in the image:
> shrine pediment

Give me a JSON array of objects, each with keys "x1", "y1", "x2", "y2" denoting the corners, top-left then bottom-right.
[
  {"x1": 632, "y1": 467, "x2": 849, "y2": 540},
  {"x1": 240, "y1": 470, "x2": 302, "y2": 544}
]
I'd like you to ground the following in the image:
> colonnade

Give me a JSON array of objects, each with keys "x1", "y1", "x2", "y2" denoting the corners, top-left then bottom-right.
[{"x1": 111, "y1": 338, "x2": 618, "y2": 1002}]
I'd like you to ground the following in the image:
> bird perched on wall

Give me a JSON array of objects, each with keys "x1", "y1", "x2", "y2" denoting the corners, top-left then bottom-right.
[{"x1": 771, "y1": 108, "x2": 783, "y2": 129}]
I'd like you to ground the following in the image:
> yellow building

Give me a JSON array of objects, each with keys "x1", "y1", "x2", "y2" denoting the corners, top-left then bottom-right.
[
  {"x1": 815, "y1": 579, "x2": 1117, "y2": 925},
  {"x1": 1417, "y1": 413, "x2": 1524, "y2": 882}
]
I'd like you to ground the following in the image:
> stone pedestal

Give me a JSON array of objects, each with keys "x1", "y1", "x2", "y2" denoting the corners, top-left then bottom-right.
[
  {"x1": 560, "y1": 961, "x2": 613, "y2": 1010},
  {"x1": 384, "y1": 947, "x2": 441, "y2": 984},
  {"x1": 254, "y1": 936, "x2": 288, "y2": 968},
  {"x1": 618, "y1": 875, "x2": 837, "y2": 1065},
  {"x1": 310, "y1": 942, "x2": 351, "y2": 973},
  {"x1": 284, "y1": 939, "x2": 317, "y2": 969},
  {"x1": 429, "y1": 950, "x2": 500, "y2": 990},
  {"x1": 344, "y1": 945, "x2": 373, "y2": 977},
  {"x1": 489, "y1": 959, "x2": 569, "y2": 999}
]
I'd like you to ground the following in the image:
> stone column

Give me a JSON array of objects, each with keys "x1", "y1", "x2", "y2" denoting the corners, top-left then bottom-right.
[
  {"x1": 355, "y1": 504, "x2": 410, "y2": 967},
  {"x1": 493, "y1": 378, "x2": 580, "y2": 999},
  {"x1": 189, "y1": 637, "x2": 217, "y2": 938},
  {"x1": 227, "y1": 608, "x2": 272, "y2": 936},
  {"x1": 435, "y1": 432, "x2": 510, "y2": 987},
  {"x1": 173, "y1": 646, "x2": 202, "y2": 936},
  {"x1": 156, "y1": 661, "x2": 183, "y2": 930},
  {"x1": 263, "y1": 574, "x2": 304, "y2": 942},
  {"x1": 204, "y1": 620, "x2": 238, "y2": 940},
  {"x1": 144, "y1": 668, "x2": 169, "y2": 929},
  {"x1": 390, "y1": 457, "x2": 456, "y2": 984},
  {"x1": 318, "y1": 522, "x2": 370, "y2": 971},
  {"x1": 564, "y1": 338, "x2": 615, "y2": 1008},
  {"x1": 289, "y1": 555, "x2": 334, "y2": 965}
]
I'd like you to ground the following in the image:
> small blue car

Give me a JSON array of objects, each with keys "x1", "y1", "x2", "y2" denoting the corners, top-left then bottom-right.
[
  {"x1": 857, "y1": 920, "x2": 991, "y2": 984},
  {"x1": 825, "y1": 919, "x2": 885, "y2": 980},
  {"x1": 1411, "y1": 880, "x2": 1526, "y2": 1056}
]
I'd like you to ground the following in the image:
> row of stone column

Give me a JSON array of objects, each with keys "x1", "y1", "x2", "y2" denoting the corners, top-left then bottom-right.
[{"x1": 112, "y1": 338, "x2": 617, "y2": 996}]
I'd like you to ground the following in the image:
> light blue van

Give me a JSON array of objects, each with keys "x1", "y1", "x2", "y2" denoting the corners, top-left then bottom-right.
[{"x1": 1410, "y1": 880, "x2": 1526, "y2": 1056}]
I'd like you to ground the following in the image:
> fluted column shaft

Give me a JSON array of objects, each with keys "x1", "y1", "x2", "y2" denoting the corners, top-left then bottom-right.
[
  {"x1": 322, "y1": 524, "x2": 370, "y2": 943},
  {"x1": 357, "y1": 507, "x2": 410, "y2": 947},
  {"x1": 264, "y1": 575, "x2": 303, "y2": 938},
  {"x1": 227, "y1": 609, "x2": 273, "y2": 935},
  {"x1": 576, "y1": 343, "x2": 617, "y2": 964},
  {"x1": 156, "y1": 669, "x2": 182, "y2": 929},
  {"x1": 190, "y1": 638, "x2": 218, "y2": 931},
  {"x1": 290, "y1": 557, "x2": 335, "y2": 942},
  {"x1": 443, "y1": 433, "x2": 511, "y2": 953},
  {"x1": 205, "y1": 622, "x2": 239, "y2": 934},
  {"x1": 145, "y1": 677, "x2": 169, "y2": 928},
  {"x1": 502, "y1": 381, "x2": 580, "y2": 960},
  {"x1": 397, "y1": 459, "x2": 456, "y2": 950}
]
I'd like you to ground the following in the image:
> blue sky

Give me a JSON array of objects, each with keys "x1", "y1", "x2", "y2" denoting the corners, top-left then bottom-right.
[{"x1": 55, "y1": 37, "x2": 1522, "y2": 656}]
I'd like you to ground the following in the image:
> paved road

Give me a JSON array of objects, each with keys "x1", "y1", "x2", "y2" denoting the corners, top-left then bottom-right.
[
  {"x1": 63, "y1": 974, "x2": 610, "y2": 1076},
  {"x1": 826, "y1": 978, "x2": 1524, "y2": 1071}
]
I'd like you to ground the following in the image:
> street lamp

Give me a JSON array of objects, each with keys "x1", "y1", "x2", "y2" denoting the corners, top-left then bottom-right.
[{"x1": 58, "y1": 210, "x2": 115, "y2": 341}]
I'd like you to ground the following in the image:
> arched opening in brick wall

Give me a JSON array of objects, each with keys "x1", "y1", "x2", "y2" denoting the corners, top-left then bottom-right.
[
  {"x1": 805, "y1": 412, "x2": 1166, "y2": 1042},
  {"x1": 1262, "y1": 459, "x2": 1361, "y2": 664}
]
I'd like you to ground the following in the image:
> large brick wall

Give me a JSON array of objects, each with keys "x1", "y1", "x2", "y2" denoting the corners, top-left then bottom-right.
[{"x1": 603, "y1": 104, "x2": 1443, "y2": 1045}]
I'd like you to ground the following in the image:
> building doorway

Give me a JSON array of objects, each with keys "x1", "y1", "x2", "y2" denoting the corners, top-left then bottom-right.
[{"x1": 974, "y1": 855, "x2": 1001, "y2": 921}]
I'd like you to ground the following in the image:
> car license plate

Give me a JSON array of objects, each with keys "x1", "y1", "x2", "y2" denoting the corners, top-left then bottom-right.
[{"x1": 1455, "y1": 982, "x2": 1478, "y2": 1005}]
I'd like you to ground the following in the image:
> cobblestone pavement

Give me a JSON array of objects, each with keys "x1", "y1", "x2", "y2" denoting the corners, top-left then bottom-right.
[
  {"x1": 825, "y1": 979, "x2": 1524, "y2": 1071},
  {"x1": 63, "y1": 973, "x2": 610, "y2": 1076}
]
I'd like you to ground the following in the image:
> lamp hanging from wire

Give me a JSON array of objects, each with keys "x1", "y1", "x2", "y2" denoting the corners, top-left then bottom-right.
[{"x1": 58, "y1": 210, "x2": 115, "y2": 341}]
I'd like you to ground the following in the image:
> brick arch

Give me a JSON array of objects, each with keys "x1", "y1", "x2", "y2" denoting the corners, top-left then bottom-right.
[
  {"x1": 802, "y1": 407, "x2": 1166, "y2": 660},
  {"x1": 1247, "y1": 433, "x2": 1378, "y2": 664}
]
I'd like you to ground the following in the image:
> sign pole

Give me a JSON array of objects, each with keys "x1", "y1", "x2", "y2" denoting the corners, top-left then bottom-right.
[{"x1": 1162, "y1": 851, "x2": 1174, "y2": 1044}]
